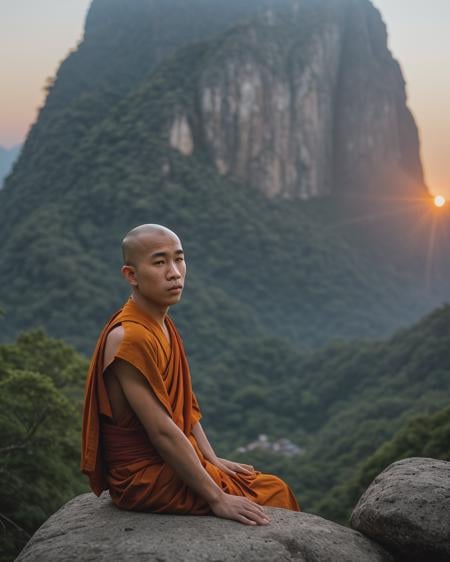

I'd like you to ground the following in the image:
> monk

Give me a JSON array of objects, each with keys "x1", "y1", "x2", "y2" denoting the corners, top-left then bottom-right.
[{"x1": 81, "y1": 224, "x2": 300, "y2": 526}]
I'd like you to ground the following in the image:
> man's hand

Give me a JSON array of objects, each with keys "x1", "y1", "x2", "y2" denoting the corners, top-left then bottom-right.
[
  {"x1": 209, "y1": 492, "x2": 270, "y2": 526},
  {"x1": 206, "y1": 457, "x2": 271, "y2": 525},
  {"x1": 210, "y1": 456, "x2": 257, "y2": 477}
]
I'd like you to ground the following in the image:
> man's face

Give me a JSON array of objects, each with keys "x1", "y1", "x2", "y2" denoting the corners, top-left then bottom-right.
[{"x1": 125, "y1": 232, "x2": 186, "y2": 308}]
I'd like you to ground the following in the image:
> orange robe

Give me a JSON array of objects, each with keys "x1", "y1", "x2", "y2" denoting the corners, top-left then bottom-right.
[{"x1": 81, "y1": 297, "x2": 300, "y2": 513}]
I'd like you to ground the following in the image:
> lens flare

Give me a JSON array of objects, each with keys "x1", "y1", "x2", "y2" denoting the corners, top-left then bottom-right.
[{"x1": 434, "y1": 195, "x2": 446, "y2": 207}]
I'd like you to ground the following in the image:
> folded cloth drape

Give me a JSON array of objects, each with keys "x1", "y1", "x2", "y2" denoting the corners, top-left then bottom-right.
[{"x1": 81, "y1": 297, "x2": 300, "y2": 513}]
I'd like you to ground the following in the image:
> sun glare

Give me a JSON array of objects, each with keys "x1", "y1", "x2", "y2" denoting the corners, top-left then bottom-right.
[{"x1": 434, "y1": 195, "x2": 446, "y2": 208}]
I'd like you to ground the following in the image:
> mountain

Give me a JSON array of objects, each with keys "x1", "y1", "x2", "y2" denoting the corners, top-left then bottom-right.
[
  {"x1": 0, "y1": 144, "x2": 21, "y2": 187},
  {"x1": 0, "y1": 0, "x2": 449, "y2": 356}
]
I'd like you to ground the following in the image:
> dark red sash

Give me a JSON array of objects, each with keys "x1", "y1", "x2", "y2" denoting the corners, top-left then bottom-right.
[{"x1": 101, "y1": 422, "x2": 163, "y2": 468}]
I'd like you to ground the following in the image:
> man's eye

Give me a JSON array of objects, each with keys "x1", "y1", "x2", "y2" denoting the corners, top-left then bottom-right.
[
  {"x1": 176, "y1": 257, "x2": 184, "y2": 262},
  {"x1": 154, "y1": 261, "x2": 164, "y2": 265}
]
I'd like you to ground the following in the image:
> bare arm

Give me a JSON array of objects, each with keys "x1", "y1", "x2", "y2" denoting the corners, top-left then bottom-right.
[
  {"x1": 110, "y1": 358, "x2": 270, "y2": 525},
  {"x1": 191, "y1": 421, "x2": 256, "y2": 477},
  {"x1": 191, "y1": 422, "x2": 218, "y2": 462}
]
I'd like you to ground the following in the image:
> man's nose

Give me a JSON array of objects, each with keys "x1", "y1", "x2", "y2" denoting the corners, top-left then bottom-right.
[{"x1": 167, "y1": 261, "x2": 182, "y2": 278}]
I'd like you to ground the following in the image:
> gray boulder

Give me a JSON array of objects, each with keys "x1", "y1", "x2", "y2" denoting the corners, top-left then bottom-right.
[
  {"x1": 351, "y1": 457, "x2": 450, "y2": 562},
  {"x1": 17, "y1": 492, "x2": 394, "y2": 562}
]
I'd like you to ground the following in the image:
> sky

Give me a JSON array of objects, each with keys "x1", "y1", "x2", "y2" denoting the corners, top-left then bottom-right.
[{"x1": 1, "y1": 0, "x2": 449, "y2": 196}]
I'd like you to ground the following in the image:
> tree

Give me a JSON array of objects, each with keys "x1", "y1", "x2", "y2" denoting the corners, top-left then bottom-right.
[{"x1": 0, "y1": 330, "x2": 88, "y2": 561}]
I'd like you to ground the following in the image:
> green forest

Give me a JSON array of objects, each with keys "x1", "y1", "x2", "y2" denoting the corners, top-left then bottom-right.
[{"x1": 0, "y1": 327, "x2": 87, "y2": 560}]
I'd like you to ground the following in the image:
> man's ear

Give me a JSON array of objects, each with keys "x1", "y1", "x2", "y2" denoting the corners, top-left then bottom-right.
[{"x1": 121, "y1": 265, "x2": 138, "y2": 287}]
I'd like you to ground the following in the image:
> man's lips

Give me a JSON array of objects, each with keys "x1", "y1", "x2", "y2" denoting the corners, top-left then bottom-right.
[{"x1": 168, "y1": 285, "x2": 183, "y2": 291}]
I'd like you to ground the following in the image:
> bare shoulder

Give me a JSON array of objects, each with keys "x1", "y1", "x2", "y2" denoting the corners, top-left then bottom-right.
[{"x1": 103, "y1": 325, "x2": 125, "y2": 372}]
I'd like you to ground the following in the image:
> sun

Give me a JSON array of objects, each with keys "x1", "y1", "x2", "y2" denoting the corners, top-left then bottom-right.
[{"x1": 433, "y1": 195, "x2": 446, "y2": 208}]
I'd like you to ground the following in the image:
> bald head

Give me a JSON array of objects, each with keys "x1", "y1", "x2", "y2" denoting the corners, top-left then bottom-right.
[{"x1": 122, "y1": 224, "x2": 181, "y2": 266}]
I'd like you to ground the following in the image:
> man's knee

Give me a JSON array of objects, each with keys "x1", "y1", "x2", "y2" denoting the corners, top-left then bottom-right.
[{"x1": 268, "y1": 473, "x2": 290, "y2": 490}]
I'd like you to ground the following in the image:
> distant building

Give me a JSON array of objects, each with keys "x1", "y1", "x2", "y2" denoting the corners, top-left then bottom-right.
[{"x1": 236, "y1": 434, "x2": 304, "y2": 457}]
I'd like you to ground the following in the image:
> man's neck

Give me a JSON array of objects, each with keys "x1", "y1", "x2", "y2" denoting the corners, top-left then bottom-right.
[{"x1": 130, "y1": 292, "x2": 168, "y2": 329}]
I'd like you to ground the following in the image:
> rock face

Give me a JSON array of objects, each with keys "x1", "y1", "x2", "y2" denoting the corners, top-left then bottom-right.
[
  {"x1": 17, "y1": 492, "x2": 394, "y2": 562},
  {"x1": 199, "y1": 19, "x2": 340, "y2": 199},
  {"x1": 191, "y1": 0, "x2": 425, "y2": 199},
  {"x1": 351, "y1": 457, "x2": 450, "y2": 562},
  {"x1": 170, "y1": 115, "x2": 194, "y2": 156}
]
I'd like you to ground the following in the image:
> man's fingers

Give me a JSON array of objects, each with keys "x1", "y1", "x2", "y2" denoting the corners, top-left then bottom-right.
[
  {"x1": 241, "y1": 508, "x2": 270, "y2": 525},
  {"x1": 236, "y1": 515, "x2": 257, "y2": 525},
  {"x1": 235, "y1": 466, "x2": 252, "y2": 474},
  {"x1": 217, "y1": 459, "x2": 255, "y2": 476},
  {"x1": 238, "y1": 499, "x2": 270, "y2": 520},
  {"x1": 211, "y1": 494, "x2": 271, "y2": 526},
  {"x1": 237, "y1": 463, "x2": 252, "y2": 471},
  {"x1": 246, "y1": 504, "x2": 270, "y2": 521},
  {"x1": 229, "y1": 462, "x2": 254, "y2": 474}
]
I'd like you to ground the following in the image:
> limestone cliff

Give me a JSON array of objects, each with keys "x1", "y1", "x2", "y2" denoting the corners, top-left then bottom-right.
[
  {"x1": 169, "y1": 0, "x2": 426, "y2": 199},
  {"x1": 15, "y1": 0, "x2": 426, "y2": 202}
]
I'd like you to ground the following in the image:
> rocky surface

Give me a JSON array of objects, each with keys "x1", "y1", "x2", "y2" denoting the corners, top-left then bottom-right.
[
  {"x1": 190, "y1": 0, "x2": 425, "y2": 200},
  {"x1": 17, "y1": 492, "x2": 394, "y2": 562},
  {"x1": 17, "y1": 457, "x2": 450, "y2": 561},
  {"x1": 351, "y1": 457, "x2": 450, "y2": 562}
]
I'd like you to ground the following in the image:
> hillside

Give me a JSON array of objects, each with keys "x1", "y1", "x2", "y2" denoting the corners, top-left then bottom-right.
[
  {"x1": 0, "y1": 0, "x2": 448, "y2": 357},
  {"x1": 223, "y1": 302, "x2": 450, "y2": 522},
  {"x1": 317, "y1": 403, "x2": 450, "y2": 524}
]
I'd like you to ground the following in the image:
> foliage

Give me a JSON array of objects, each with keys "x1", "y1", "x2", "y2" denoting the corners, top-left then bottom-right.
[
  {"x1": 0, "y1": 330, "x2": 89, "y2": 561},
  {"x1": 312, "y1": 404, "x2": 450, "y2": 525}
]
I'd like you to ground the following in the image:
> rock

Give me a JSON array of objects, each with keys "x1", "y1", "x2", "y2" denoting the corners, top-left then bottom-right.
[
  {"x1": 196, "y1": 0, "x2": 426, "y2": 200},
  {"x1": 17, "y1": 493, "x2": 394, "y2": 562},
  {"x1": 351, "y1": 457, "x2": 450, "y2": 562},
  {"x1": 170, "y1": 114, "x2": 194, "y2": 156}
]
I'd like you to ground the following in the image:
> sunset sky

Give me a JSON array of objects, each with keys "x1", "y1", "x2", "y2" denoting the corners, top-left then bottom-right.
[{"x1": 1, "y1": 0, "x2": 449, "y2": 196}]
